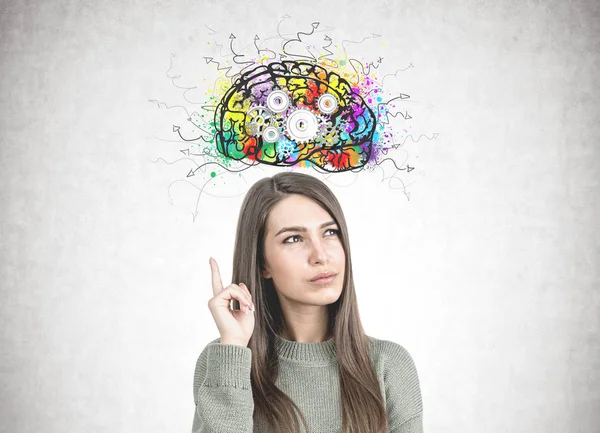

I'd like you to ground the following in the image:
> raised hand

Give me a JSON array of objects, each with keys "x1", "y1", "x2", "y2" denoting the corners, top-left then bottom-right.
[{"x1": 206, "y1": 257, "x2": 255, "y2": 347}]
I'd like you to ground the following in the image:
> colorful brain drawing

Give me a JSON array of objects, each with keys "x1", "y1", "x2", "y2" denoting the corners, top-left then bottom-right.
[{"x1": 215, "y1": 61, "x2": 377, "y2": 172}]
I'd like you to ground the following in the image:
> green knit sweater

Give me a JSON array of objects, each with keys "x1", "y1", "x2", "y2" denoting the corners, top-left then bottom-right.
[{"x1": 191, "y1": 333, "x2": 424, "y2": 432}]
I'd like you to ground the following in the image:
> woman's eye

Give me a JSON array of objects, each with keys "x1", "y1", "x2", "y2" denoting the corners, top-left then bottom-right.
[{"x1": 283, "y1": 229, "x2": 339, "y2": 244}]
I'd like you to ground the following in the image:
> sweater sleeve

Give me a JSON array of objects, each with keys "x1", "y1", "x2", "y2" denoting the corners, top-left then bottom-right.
[
  {"x1": 383, "y1": 341, "x2": 424, "y2": 433},
  {"x1": 191, "y1": 338, "x2": 255, "y2": 433}
]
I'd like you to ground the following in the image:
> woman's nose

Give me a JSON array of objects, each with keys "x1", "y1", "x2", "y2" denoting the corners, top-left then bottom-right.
[{"x1": 309, "y1": 238, "x2": 329, "y2": 264}]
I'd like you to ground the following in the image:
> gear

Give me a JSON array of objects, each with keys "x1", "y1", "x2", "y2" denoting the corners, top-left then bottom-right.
[
  {"x1": 245, "y1": 121, "x2": 260, "y2": 136},
  {"x1": 321, "y1": 128, "x2": 341, "y2": 148},
  {"x1": 315, "y1": 118, "x2": 333, "y2": 140},
  {"x1": 245, "y1": 105, "x2": 272, "y2": 136},
  {"x1": 262, "y1": 126, "x2": 281, "y2": 143},
  {"x1": 317, "y1": 93, "x2": 338, "y2": 114},
  {"x1": 314, "y1": 118, "x2": 343, "y2": 148},
  {"x1": 284, "y1": 108, "x2": 326, "y2": 144},
  {"x1": 277, "y1": 140, "x2": 296, "y2": 159},
  {"x1": 270, "y1": 113, "x2": 286, "y2": 129},
  {"x1": 266, "y1": 90, "x2": 291, "y2": 113}
]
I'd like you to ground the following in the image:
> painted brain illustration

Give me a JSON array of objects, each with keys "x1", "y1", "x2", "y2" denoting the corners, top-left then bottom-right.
[{"x1": 215, "y1": 61, "x2": 377, "y2": 172}]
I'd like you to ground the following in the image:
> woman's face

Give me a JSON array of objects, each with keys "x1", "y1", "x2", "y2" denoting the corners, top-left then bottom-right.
[{"x1": 261, "y1": 194, "x2": 345, "y2": 308}]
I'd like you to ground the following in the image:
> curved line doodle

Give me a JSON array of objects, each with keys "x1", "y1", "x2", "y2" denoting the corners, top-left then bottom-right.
[{"x1": 148, "y1": 18, "x2": 438, "y2": 219}]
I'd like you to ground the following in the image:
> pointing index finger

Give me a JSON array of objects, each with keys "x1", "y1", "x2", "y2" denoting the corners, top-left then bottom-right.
[{"x1": 209, "y1": 257, "x2": 224, "y2": 296}]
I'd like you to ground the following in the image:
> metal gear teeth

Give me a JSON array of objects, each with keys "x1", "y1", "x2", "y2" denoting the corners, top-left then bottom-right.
[
  {"x1": 266, "y1": 90, "x2": 292, "y2": 114},
  {"x1": 283, "y1": 107, "x2": 325, "y2": 144},
  {"x1": 322, "y1": 130, "x2": 341, "y2": 147},
  {"x1": 270, "y1": 113, "x2": 286, "y2": 129},
  {"x1": 245, "y1": 122, "x2": 260, "y2": 136},
  {"x1": 245, "y1": 104, "x2": 277, "y2": 136},
  {"x1": 315, "y1": 119, "x2": 333, "y2": 140}
]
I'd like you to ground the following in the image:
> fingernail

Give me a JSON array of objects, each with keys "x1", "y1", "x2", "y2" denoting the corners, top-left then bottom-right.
[
  {"x1": 250, "y1": 304, "x2": 255, "y2": 312},
  {"x1": 245, "y1": 306, "x2": 249, "y2": 315}
]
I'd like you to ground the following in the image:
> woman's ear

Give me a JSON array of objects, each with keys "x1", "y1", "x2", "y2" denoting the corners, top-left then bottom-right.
[{"x1": 261, "y1": 265, "x2": 271, "y2": 279}]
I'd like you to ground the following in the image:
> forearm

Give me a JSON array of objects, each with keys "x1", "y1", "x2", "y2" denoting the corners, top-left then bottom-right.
[{"x1": 192, "y1": 343, "x2": 254, "y2": 432}]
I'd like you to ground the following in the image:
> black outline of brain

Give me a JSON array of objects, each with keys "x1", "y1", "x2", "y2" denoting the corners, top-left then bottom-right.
[{"x1": 214, "y1": 61, "x2": 377, "y2": 172}]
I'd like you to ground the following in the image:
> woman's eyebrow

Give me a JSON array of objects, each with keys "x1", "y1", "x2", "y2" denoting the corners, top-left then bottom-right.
[{"x1": 274, "y1": 220, "x2": 337, "y2": 237}]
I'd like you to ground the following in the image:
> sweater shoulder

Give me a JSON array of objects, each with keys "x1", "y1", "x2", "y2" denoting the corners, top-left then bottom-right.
[
  {"x1": 366, "y1": 335, "x2": 424, "y2": 421},
  {"x1": 367, "y1": 335, "x2": 410, "y2": 355},
  {"x1": 366, "y1": 334, "x2": 416, "y2": 364}
]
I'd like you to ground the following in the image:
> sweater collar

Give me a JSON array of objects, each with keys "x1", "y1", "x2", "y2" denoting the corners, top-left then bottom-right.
[{"x1": 274, "y1": 333, "x2": 337, "y2": 363}]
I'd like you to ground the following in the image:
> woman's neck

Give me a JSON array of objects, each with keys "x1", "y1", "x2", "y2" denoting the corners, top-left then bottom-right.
[{"x1": 280, "y1": 326, "x2": 333, "y2": 343}]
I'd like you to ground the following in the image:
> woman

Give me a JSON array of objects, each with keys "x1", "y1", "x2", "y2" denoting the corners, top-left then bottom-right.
[{"x1": 192, "y1": 172, "x2": 424, "y2": 433}]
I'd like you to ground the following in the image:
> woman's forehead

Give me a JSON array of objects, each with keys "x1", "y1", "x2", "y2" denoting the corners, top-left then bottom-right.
[
  {"x1": 270, "y1": 196, "x2": 329, "y2": 219},
  {"x1": 266, "y1": 197, "x2": 335, "y2": 235}
]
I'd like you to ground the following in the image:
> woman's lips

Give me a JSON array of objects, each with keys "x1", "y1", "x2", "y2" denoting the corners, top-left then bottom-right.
[{"x1": 310, "y1": 274, "x2": 336, "y2": 284}]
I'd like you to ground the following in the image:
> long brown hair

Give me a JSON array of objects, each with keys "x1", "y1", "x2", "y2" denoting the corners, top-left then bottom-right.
[{"x1": 231, "y1": 171, "x2": 388, "y2": 433}]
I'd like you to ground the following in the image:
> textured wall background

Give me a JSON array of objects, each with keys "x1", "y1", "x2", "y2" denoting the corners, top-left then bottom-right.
[{"x1": 1, "y1": 0, "x2": 598, "y2": 432}]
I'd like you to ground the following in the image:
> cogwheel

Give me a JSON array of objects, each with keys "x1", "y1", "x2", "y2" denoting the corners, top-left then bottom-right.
[
  {"x1": 270, "y1": 113, "x2": 286, "y2": 129},
  {"x1": 313, "y1": 117, "x2": 344, "y2": 147},
  {"x1": 276, "y1": 140, "x2": 296, "y2": 159},
  {"x1": 321, "y1": 128, "x2": 341, "y2": 148},
  {"x1": 317, "y1": 93, "x2": 338, "y2": 114},
  {"x1": 315, "y1": 119, "x2": 334, "y2": 140},
  {"x1": 284, "y1": 108, "x2": 324, "y2": 144},
  {"x1": 266, "y1": 90, "x2": 291, "y2": 113},
  {"x1": 245, "y1": 105, "x2": 272, "y2": 136},
  {"x1": 316, "y1": 114, "x2": 328, "y2": 126},
  {"x1": 245, "y1": 121, "x2": 260, "y2": 136},
  {"x1": 262, "y1": 126, "x2": 281, "y2": 143}
]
